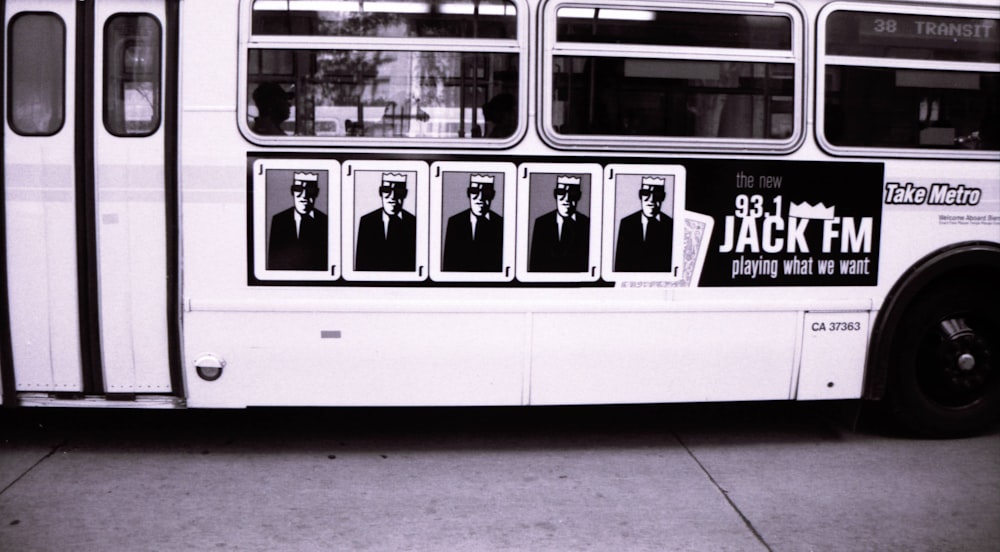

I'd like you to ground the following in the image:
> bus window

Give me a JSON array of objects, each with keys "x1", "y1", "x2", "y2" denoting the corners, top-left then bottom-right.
[
  {"x1": 243, "y1": 0, "x2": 524, "y2": 144},
  {"x1": 247, "y1": 50, "x2": 518, "y2": 139},
  {"x1": 104, "y1": 14, "x2": 162, "y2": 136},
  {"x1": 542, "y1": 3, "x2": 802, "y2": 152},
  {"x1": 7, "y1": 13, "x2": 65, "y2": 136},
  {"x1": 552, "y1": 57, "x2": 794, "y2": 139},
  {"x1": 820, "y1": 9, "x2": 999, "y2": 154}
]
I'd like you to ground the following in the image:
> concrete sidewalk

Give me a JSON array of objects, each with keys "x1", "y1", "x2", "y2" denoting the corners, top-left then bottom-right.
[{"x1": 1, "y1": 404, "x2": 998, "y2": 551}]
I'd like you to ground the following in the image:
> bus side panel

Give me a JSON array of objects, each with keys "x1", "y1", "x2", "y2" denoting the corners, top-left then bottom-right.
[
  {"x1": 530, "y1": 311, "x2": 798, "y2": 404},
  {"x1": 796, "y1": 311, "x2": 869, "y2": 400},
  {"x1": 183, "y1": 311, "x2": 527, "y2": 407},
  {"x1": 96, "y1": 163, "x2": 172, "y2": 392},
  {"x1": 6, "y1": 163, "x2": 84, "y2": 391}
]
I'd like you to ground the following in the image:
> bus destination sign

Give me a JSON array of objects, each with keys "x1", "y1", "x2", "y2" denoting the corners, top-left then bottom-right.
[{"x1": 857, "y1": 13, "x2": 998, "y2": 51}]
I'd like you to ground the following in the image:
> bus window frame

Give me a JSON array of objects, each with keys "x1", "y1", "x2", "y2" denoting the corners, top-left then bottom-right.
[
  {"x1": 538, "y1": 1, "x2": 806, "y2": 155},
  {"x1": 816, "y1": 1, "x2": 1000, "y2": 160},
  {"x1": 236, "y1": 0, "x2": 529, "y2": 149}
]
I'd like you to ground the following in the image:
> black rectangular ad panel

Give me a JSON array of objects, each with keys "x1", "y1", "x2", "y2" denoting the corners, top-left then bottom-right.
[{"x1": 685, "y1": 160, "x2": 883, "y2": 287}]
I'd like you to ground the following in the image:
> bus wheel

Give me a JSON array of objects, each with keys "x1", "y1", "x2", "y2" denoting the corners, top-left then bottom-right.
[{"x1": 888, "y1": 280, "x2": 1000, "y2": 437}]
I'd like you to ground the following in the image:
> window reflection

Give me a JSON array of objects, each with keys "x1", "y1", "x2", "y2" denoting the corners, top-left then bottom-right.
[
  {"x1": 104, "y1": 14, "x2": 162, "y2": 136},
  {"x1": 252, "y1": 0, "x2": 517, "y2": 39},
  {"x1": 247, "y1": 49, "x2": 519, "y2": 139}
]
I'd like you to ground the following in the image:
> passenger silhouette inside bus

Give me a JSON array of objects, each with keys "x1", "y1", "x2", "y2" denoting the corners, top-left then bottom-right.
[
  {"x1": 483, "y1": 93, "x2": 516, "y2": 138},
  {"x1": 251, "y1": 83, "x2": 292, "y2": 136}
]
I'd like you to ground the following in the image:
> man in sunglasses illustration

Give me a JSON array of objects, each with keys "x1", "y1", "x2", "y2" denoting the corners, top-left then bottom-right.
[
  {"x1": 267, "y1": 172, "x2": 328, "y2": 271},
  {"x1": 443, "y1": 174, "x2": 503, "y2": 272},
  {"x1": 356, "y1": 172, "x2": 417, "y2": 272},
  {"x1": 528, "y1": 175, "x2": 590, "y2": 273},
  {"x1": 614, "y1": 176, "x2": 673, "y2": 272}
]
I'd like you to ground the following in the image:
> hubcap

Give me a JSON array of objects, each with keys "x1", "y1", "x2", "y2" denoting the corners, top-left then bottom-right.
[
  {"x1": 957, "y1": 353, "x2": 976, "y2": 372},
  {"x1": 917, "y1": 316, "x2": 995, "y2": 407}
]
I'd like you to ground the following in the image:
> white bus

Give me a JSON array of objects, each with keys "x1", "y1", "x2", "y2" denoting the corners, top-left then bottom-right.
[{"x1": 2, "y1": 0, "x2": 997, "y2": 435}]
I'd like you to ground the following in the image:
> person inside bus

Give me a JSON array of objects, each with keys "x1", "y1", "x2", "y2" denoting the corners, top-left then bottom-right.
[
  {"x1": 355, "y1": 173, "x2": 417, "y2": 272},
  {"x1": 251, "y1": 82, "x2": 291, "y2": 135},
  {"x1": 482, "y1": 93, "x2": 517, "y2": 138},
  {"x1": 614, "y1": 176, "x2": 674, "y2": 272},
  {"x1": 267, "y1": 172, "x2": 328, "y2": 271},
  {"x1": 442, "y1": 174, "x2": 503, "y2": 272},
  {"x1": 528, "y1": 175, "x2": 590, "y2": 273}
]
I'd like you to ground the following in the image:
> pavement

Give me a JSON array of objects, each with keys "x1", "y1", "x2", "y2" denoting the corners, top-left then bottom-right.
[{"x1": 1, "y1": 402, "x2": 998, "y2": 551}]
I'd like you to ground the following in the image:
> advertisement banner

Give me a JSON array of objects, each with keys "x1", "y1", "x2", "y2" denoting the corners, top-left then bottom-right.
[
  {"x1": 248, "y1": 155, "x2": 884, "y2": 288},
  {"x1": 684, "y1": 161, "x2": 884, "y2": 286}
]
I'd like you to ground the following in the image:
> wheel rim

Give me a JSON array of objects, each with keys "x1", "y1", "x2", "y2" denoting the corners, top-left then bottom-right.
[{"x1": 915, "y1": 312, "x2": 996, "y2": 409}]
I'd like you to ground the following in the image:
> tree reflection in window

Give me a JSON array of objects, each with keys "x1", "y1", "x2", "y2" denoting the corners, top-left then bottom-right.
[
  {"x1": 248, "y1": 50, "x2": 518, "y2": 139},
  {"x1": 247, "y1": 1, "x2": 520, "y2": 140}
]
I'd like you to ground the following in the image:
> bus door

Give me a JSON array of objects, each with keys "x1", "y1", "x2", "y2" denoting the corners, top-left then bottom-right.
[
  {"x1": 92, "y1": 1, "x2": 174, "y2": 396},
  {"x1": 3, "y1": 0, "x2": 177, "y2": 401},
  {"x1": 4, "y1": 1, "x2": 85, "y2": 396}
]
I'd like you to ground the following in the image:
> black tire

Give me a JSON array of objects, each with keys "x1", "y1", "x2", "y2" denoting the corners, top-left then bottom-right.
[{"x1": 886, "y1": 278, "x2": 1000, "y2": 437}]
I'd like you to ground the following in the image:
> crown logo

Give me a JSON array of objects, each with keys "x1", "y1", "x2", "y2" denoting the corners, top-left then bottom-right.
[
  {"x1": 556, "y1": 175, "x2": 582, "y2": 186},
  {"x1": 470, "y1": 174, "x2": 495, "y2": 186},
  {"x1": 640, "y1": 176, "x2": 666, "y2": 187},
  {"x1": 789, "y1": 201, "x2": 835, "y2": 220},
  {"x1": 381, "y1": 172, "x2": 408, "y2": 184},
  {"x1": 293, "y1": 172, "x2": 318, "y2": 182}
]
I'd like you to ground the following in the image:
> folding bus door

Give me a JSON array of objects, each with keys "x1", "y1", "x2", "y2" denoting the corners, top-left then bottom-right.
[{"x1": 3, "y1": 1, "x2": 85, "y2": 395}]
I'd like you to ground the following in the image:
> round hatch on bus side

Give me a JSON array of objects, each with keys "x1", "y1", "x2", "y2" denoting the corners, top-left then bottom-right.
[{"x1": 194, "y1": 354, "x2": 226, "y2": 382}]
